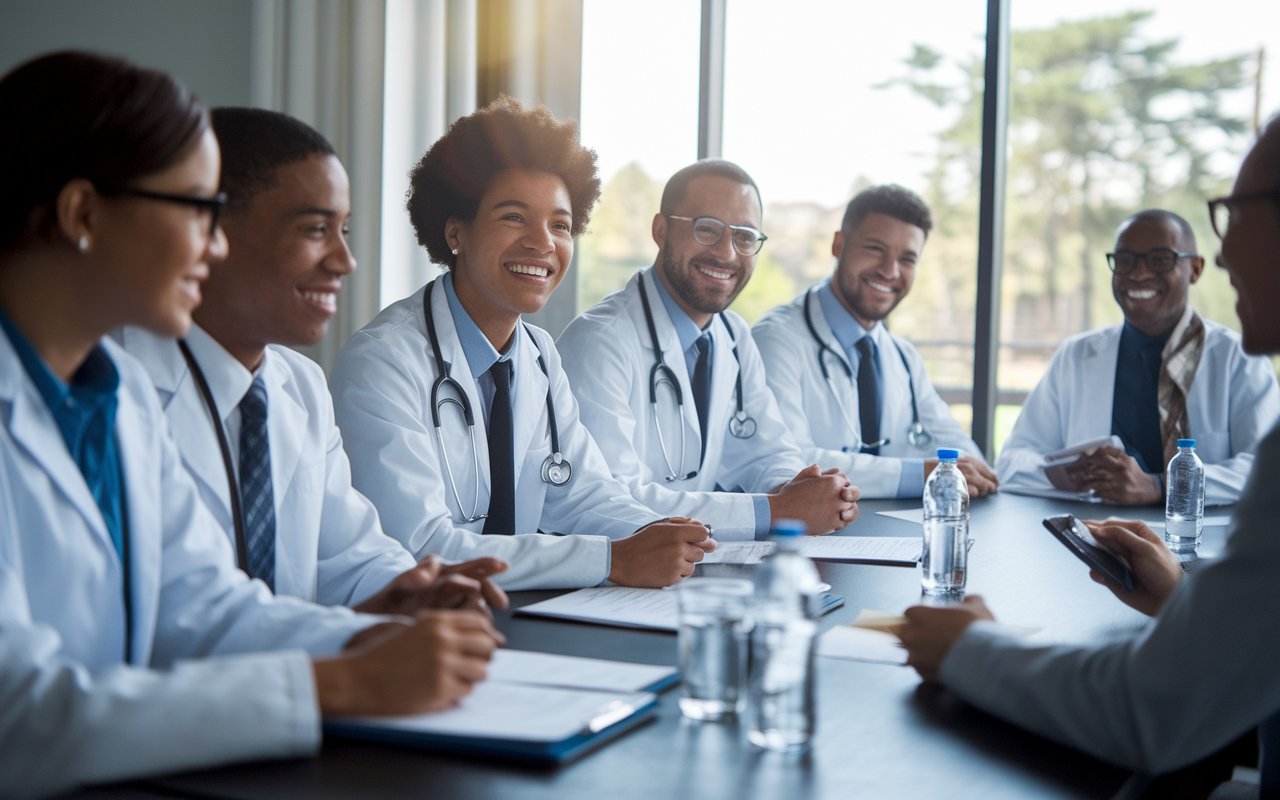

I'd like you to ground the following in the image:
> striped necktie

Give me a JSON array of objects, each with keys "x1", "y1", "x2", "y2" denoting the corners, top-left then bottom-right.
[{"x1": 238, "y1": 375, "x2": 275, "y2": 589}]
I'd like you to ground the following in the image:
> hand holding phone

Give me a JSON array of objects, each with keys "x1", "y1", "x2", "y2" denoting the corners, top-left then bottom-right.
[{"x1": 1042, "y1": 514, "x2": 1136, "y2": 591}]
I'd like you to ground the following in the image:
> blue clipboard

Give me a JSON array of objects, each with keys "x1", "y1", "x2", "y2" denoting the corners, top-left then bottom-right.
[{"x1": 324, "y1": 690, "x2": 659, "y2": 765}]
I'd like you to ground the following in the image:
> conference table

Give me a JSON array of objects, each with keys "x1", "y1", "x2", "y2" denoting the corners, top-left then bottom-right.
[{"x1": 74, "y1": 493, "x2": 1231, "y2": 800}]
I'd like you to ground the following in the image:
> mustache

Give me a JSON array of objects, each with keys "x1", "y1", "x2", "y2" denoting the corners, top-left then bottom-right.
[{"x1": 690, "y1": 255, "x2": 738, "y2": 273}]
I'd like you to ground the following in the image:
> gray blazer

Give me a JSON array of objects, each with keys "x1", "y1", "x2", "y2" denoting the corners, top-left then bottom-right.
[{"x1": 943, "y1": 422, "x2": 1280, "y2": 790}]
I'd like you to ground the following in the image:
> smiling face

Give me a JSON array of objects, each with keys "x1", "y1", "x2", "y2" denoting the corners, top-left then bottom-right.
[
  {"x1": 652, "y1": 175, "x2": 762, "y2": 328},
  {"x1": 446, "y1": 169, "x2": 574, "y2": 350},
  {"x1": 1218, "y1": 132, "x2": 1280, "y2": 355},
  {"x1": 1111, "y1": 217, "x2": 1203, "y2": 337},
  {"x1": 94, "y1": 127, "x2": 228, "y2": 337},
  {"x1": 193, "y1": 153, "x2": 353, "y2": 361},
  {"x1": 831, "y1": 212, "x2": 925, "y2": 330}
]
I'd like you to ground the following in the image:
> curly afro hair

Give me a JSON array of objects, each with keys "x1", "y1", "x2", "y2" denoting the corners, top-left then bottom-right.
[{"x1": 406, "y1": 95, "x2": 600, "y2": 269}]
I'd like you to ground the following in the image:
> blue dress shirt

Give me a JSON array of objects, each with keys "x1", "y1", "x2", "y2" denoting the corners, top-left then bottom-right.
[
  {"x1": 1111, "y1": 321, "x2": 1173, "y2": 474},
  {"x1": 651, "y1": 270, "x2": 772, "y2": 538},
  {"x1": 0, "y1": 305, "x2": 126, "y2": 559},
  {"x1": 818, "y1": 280, "x2": 925, "y2": 498},
  {"x1": 443, "y1": 273, "x2": 519, "y2": 424}
]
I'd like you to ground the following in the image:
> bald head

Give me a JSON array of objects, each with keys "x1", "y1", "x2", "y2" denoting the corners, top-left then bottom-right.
[{"x1": 1116, "y1": 209, "x2": 1196, "y2": 253}]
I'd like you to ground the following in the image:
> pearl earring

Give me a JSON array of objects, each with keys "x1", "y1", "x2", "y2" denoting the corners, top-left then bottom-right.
[
  {"x1": 77, "y1": 236, "x2": 89, "y2": 253},
  {"x1": 451, "y1": 248, "x2": 459, "y2": 255}
]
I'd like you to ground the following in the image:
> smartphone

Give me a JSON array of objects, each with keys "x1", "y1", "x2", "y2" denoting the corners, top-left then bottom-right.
[{"x1": 1042, "y1": 515, "x2": 1136, "y2": 591}]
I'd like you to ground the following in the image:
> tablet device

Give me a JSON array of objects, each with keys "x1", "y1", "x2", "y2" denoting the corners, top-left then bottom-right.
[{"x1": 1041, "y1": 514, "x2": 1136, "y2": 591}]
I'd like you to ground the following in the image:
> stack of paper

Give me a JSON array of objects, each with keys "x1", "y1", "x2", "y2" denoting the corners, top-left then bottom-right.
[{"x1": 700, "y1": 536, "x2": 921, "y2": 565}]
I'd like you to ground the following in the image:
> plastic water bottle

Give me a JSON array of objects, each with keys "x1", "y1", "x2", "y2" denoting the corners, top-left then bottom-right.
[
  {"x1": 1165, "y1": 439, "x2": 1205, "y2": 554},
  {"x1": 922, "y1": 448, "x2": 968, "y2": 597},
  {"x1": 747, "y1": 519, "x2": 820, "y2": 754}
]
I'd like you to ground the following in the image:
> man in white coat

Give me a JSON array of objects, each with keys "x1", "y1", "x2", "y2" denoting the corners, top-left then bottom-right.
[
  {"x1": 897, "y1": 114, "x2": 1280, "y2": 799},
  {"x1": 558, "y1": 160, "x2": 860, "y2": 541},
  {"x1": 995, "y1": 209, "x2": 1280, "y2": 505},
  {"x1": 118, "y1": 108, "x2": 507, "y2": 614},
  {"x1": 753, "y1": 184, "x2": 997, "y2": 500},
  {"x1": 332, "y1": 98, "x2": 714, "y2": 591}
]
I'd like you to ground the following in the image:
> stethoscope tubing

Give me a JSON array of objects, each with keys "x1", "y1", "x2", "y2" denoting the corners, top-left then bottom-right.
[
  {"x1": 421, "y1": 280, "x2": 571, "y2": 521},
  {"x1": 637, "y1": 272, "x2": 756, "y2": 484},
  {"x1": 801, "y1": 286, "x2": 931, "y2": 452}
]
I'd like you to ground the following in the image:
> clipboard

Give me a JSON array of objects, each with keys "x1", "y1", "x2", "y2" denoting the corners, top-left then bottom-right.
[{"x1": 325, "y1": 683, "x2": 659, "y2": 764}]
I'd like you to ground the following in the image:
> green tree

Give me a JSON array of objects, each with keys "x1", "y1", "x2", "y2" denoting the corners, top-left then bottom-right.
[{"x1": 894, "y1": 11, "x2": 1251, "y2": 347}]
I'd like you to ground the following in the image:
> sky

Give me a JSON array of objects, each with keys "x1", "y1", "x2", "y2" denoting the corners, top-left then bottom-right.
[{"x1": 580, "y1": 0, "x2": 1280, "y2": 209}]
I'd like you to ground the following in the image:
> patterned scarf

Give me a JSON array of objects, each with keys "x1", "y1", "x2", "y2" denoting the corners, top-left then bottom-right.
[{"x1": 1157, "y1": 306, "x2": 1206, "y2": 470}]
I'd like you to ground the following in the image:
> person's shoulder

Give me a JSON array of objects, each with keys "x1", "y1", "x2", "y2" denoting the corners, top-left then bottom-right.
[
  {"x1": 354, "y1": 286, "x2": 427, "y2": 345},
  {"x1": 111, "y1": 325, "x2": 185, "y2": 390},
  {"x1": 266, "y1": 345, "x2": 327, "y2": 394},
  {"x1": 1051, "y1": 324, "x2": 1120, "y2": 363},
  {"x1": 562, "y1": 279, "x2": 638, "y2": 337},
  {"x1": 102, "y1": 336, "x2": 168, "y2": 418}
]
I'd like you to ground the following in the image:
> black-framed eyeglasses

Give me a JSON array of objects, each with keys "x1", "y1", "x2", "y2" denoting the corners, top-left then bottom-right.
[
  {"x1": 1105, "y1": 248, "x2": 1198, "y2": 275},
  {"x1": 1208, "y1": 188, "x2": 1280, "y2": 240},
  {"x1": 666, "y1": 215, "x2": 767, "y2": 256},
  {"x1": 95, "y1": 185, "x2": 227, "y2": 237}
]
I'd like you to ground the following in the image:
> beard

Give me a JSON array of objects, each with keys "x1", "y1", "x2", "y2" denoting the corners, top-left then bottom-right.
[
  {"x1": 658, "y1": 246, "x2": 748, "y2": 316},
  {"x1": 834, "y1": 269, "x2": 901, "y2": 325}
]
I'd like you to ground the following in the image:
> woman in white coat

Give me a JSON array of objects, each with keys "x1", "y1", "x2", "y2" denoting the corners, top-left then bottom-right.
[
  {"x1": 0, "y1": 52, "x2": 500, "y2": 798},
  {"x1": 331, "y1": 97, "x2": 714, "y2": 590}
]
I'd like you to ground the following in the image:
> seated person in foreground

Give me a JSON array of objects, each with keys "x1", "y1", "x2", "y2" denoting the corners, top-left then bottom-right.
[
  {"x1": 0, "y1": 52, "x2": 500, "y2": 799},
  {"x1": 899, "y1": 118, "x2": 1280, "y2": 795},
  {"x1": 996, "y1": 209, "x2": 1279, "y2": 505},
  {"x1": 118, "y1": 107, "x2": 507, "y2": 616},
  {"x1": 753, "y1": 184, "x2": 997, "y2": 499},
  {"x1": 330, "y1": 98, "x2": 714, "y2": 591},
  {"x1": 557, "y1": 159, "x2": 859, "y2": 540}
]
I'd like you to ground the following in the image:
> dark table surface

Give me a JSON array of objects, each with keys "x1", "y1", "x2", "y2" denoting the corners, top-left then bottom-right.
[{"x1": 104, "y1": 493, "x2": 1208, "y2": 800}]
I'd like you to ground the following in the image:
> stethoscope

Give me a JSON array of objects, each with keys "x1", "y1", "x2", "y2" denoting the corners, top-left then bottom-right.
[
  {"x1": 422, "y1": 279, "x2": 571, "y2": 524},
  {"x1": 178, "y1": 339, "x2": 253, "y2": 572},
  {"x1": 801, "y1": 287, "x2": 933, "y2": 453},
  {"x1": 637, "y1": 272, "x2": 756, "y2": 484}
]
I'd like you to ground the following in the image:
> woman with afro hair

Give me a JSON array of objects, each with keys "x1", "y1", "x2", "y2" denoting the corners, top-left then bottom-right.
[{"x1": 331, "y1": 97, "x2": 716, "y2": 591}]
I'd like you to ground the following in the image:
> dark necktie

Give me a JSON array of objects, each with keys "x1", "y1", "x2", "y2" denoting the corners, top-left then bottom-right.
[
  {"x1": 238, "y1": 376, "x2": 275, "y2": 589},
  {"x1": 483, "y1": 360, "x2": 515, "y2": 535},
  {"x1": 856, "y1": 336, "x2": 882, "y2": 455},
  {"x1": 691, "y1": 333, "x2": 713, "y2": 469}
]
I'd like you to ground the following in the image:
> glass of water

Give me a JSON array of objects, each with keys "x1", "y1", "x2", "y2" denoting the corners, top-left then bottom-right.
[{"x1": 676, "y1": 578, "x2": 753, "y2": 721}]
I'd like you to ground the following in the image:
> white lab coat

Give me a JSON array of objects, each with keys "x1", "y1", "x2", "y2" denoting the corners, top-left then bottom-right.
[
  {"x1": 556, "y1": 269, "x2": 805, "y2": 540},
  {"x1": 995, "y1": 317, "x2": 1280, "y2": 506},
  {"x1": 752, "y1": 286, "x2": 985, "y2": 499},
  {"x1": 0, "y1": 333, "x2": 375, "y2": 799},
  {"x1": 330, "y1": 282, "x2": 659, "y2": 591},
  {"x1": 116, "y1": 324, "x2": 416, "y2": 607}
]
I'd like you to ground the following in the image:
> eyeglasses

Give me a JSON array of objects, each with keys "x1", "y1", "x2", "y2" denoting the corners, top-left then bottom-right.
[
  {"x1": 1106, "y1": 248, "x2": 1198, "y2": 275},
  {"x1": 1208, "y1": 188, "x2": 1280, "y2": 240},
  {"x1": 96, "y1": 185, "x2": 227, "y2": 237},
  {"x1": 666, "y1": 215, "x2": 767, "y2": 256}
]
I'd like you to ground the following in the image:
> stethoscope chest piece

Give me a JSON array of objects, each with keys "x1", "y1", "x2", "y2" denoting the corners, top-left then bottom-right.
[
  {"x1": 728, "y1": 411, "x2": 756, "y2": 439},
  {"x1": 541, "y1": 452, "x2": 573, "y2": 487},
  {"x1": 907, "y1": 423, "x2": 933, "y2": 449}
]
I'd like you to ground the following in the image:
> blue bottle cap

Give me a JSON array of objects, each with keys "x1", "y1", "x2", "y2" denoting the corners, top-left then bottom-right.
[
  {"x1": 770, "y1": 519, "x2": 807, "y2": 537},
  {"x1": 936, "y1": 448, "x2": 960, "y2": 461},
  {"x1": 1177, "y1": 439, "x2": 1196, "y2": 448}
]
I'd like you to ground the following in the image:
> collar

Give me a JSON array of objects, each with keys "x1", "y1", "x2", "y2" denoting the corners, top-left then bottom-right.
[
  {"x1": 184, "y1": 322, "x2": 257, "y2": 420},
  {"x1": 648, "y1": 266, "x2": 707, "y2": 354},
  {"x1": 818, "y1": 278, "x2": 880, "y2": 355},
  {"x1": 0, "y1": 303, "x2": 118, "y2": 416},
  {"x1": 442, "y1": 272, "x2": 518, "y2": 379}
]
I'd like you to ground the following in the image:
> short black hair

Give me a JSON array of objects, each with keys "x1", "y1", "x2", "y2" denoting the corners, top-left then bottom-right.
[
  {"x1": 659, "y1": 159, "x2": 761, "y2": 215},
  {"x1": 0, "y1": 50, "x2": 209, "y2": 253},
  {"x1": 841, "y1": 184, "x2": 933, "y2": 237},
  {"x1": 1118, "y1": 209, "x2": 1197, "y2": 253},
  {"x1": 210, "y1": 107, "x2": 336, "y2": 212},
  {"x1": 407, "y1": 95, "x2": 600, "y2": 269}
]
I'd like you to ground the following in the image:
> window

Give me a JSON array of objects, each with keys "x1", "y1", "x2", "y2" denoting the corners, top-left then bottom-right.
[
  {"x1": 576, "y1": 0, "x2": 701, "y2": 312},
  {"x1": 721, "y1": 0, "x2": 989, "y2": 432}
]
